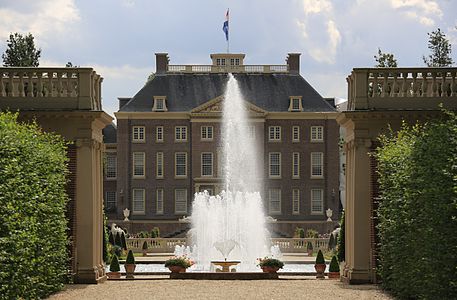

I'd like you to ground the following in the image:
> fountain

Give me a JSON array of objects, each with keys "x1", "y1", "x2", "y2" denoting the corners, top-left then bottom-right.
[{"x1": 190, "y1": 74, "x2": 270, "y2": 272}]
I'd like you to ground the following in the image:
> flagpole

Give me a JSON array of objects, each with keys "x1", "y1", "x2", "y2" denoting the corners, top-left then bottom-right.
[{"x1": 227, "y1": 8, "x2": 230, "y2": 53}]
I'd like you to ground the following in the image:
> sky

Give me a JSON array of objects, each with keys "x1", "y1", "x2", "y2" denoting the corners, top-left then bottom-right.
[{"x1": 0, "y1": 0, "x2": 456, "y2": 118}]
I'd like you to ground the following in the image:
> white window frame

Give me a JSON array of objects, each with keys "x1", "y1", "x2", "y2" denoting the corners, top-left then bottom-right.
[
  {"x1": 156, "y1": 152, "x2": 164, "y2": 178},
  {"x1": 201, "y1": 126, "x2": 214, "y2": 141},
  {"x1": 269, "y1": 152, "x2": 281, "y2": 178},
  {"x1": 311, "y1": 152, "x2": 324, "y2": 178},
  {"x1": 201, "y1": 152, "x2": 213, "y2": 177},
  {"x1": 156, "y1": 189, "x2": 164, "y2": 215},
  {"x1": 156, "y1": 126, "x2": 164, "y2": 142},
  {"x1": 175, "y1": 126, "x2": 187, "y2": 142},
  {"x1": 175, "y1": 189, "x2": 188, "y2": 214},
  {"x1": 132, "y1": 126, "x2": 145, "y2": 142},
  {"x1": 311, "y1": 189, "x2": 324, "y2": 214},
  {"x1": 152, "y1": 96, "x2": 167, "y2": 112},
  {"x1": 132, "y1": 189, "x2": 145, "y2": 214},
  {"x1": 133, "y1": 152, "x2": 145, "y2": 178},
  {"x1": 269, "y1": 189, "x2": 281, "y2": 214},
  {"x1": 292, "y1": 189, "x2": 300, "y2": 215},
  {"x1": 175, "y1": 152, "x2": 187, "y2": 178},
  {"x1": 311, "y1": 126, "x2": 324, "y2": 142},
  {"x1": 292, "y1": 126, "x2": 300, "y2": 142},
  {"x1": 288, "y1": 96, "x2": 303, "y2": 112},
  {"x1": 268, "y1": 126, "x2": 281, "y2": 142},
  {"x1": 105, "y1": 153, "x2": 117, "y2": 179},
  {"x1": 248, "y1": 125, "x2": 256, "y2": 140},
  {"x1": 105, "y1": 191, "x2": 116, "y2": 211},
  {"x1": 292, "y1": 152, "x2": 300, "y2": 178}
]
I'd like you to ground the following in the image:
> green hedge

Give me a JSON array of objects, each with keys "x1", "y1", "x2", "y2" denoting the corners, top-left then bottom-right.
[
  {"x1": 0, "y1": 112, "x2": 69, "y2": 299},
  {"x1": 375, "y1": 113, "x2": 457, "y2": 299}
]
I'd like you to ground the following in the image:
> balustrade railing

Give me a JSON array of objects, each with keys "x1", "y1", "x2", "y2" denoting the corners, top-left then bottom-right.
[
  {"x1": 0, "y1": 67, "x2": 102, "y2": 110},
  {"x1": 347, "y1": 67, "x2": 457, "y2": 110},
  {"x1": 127, "y1": 237, "x2": 330, "y2": 254},
  {"x1": 167, "y1": 64, "x2": 288, "y2": 74}
]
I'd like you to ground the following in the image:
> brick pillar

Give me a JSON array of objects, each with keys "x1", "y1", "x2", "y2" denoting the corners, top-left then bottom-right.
[
  {"x1": 286, "y1": 53, "x2": 301, "y2": 74},
  {"x1": 155, "y1": 53, "x2": 169, "y2": 74}
]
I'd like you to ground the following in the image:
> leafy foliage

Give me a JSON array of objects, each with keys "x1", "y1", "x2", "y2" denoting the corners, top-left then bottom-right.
[
  {"x1": 328, "y1": 233, "x2": 335, "y2": 250},
  {"x1": 423, "y1": 28, "x2": 453, "y2": 67},
  {"x1": 142, "y1": 241, "x2": 148, "y2": 250},
  {"x1": 306, "y1": 229, "x2": 318, "y2": 238},
  {"x1": 103, "y1": 214, "x2": 109, "y2": 263},
  {"x1": 375, "y1": 113, "x2": 457, "y2": 299},
  {"x1": 121, "y1": 232, "x2": 127, "y2": 250},
  {"x1": 329, "y1": 256, "x2": 340, "y2": 272},
  {"x1": 0, "y1": 112, "x2": 68, "y2": 298},
  {"x1": 374, "y1": 48, "x2": 398, "y2": 67},
  {"x1": 109, "y1": 255, "x2": 120, "y2": 272},
  {"x1": 257, "y1": 257, "x2": 284, "y2": 269},
  {"x1": 294, "y1": 227, "x2": 305, "y2": 238},
  {"x1": 125, "y1": 250, "x2": 135, "y2": 265},
  {"x1": 150, "y1": 227, "x2": 160, "y2": 238},
  {"x1": 306, "y1": 241, "x2": 313, "y2": 251},
  {"x1": 315, "y1": 250, "x2": 325, "y2": 264},
  {"x1": 164, "y1": 256, "x2": 194, "y2": 268},
  {"x1": 337, "y1": 210, "x2": 345, "y2": 262},
  {"x1": 2, "y1": 33, "x2": 41, "y2": 67}
]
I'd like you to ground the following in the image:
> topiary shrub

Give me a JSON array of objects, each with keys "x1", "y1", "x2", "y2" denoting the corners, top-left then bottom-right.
[
  {"x1": 125, "y1": 250, "x2": 135, "y2": 264},
  {"x1": 0, "y1": 112, "x2": 69, "y2": 299},
  {"x1": 307, "y1": 241, "x2": 313, "y2": 251},
  {"x1": 329, "y1": 256, "x2": 339, "y2": 272},
  {"x1": 142, "y1": 241, "x2": 148, "y2": 250},
  {"x1": 328, "y1": 234, "x2": 335, "y2": 250},
  {"x1": 306, "y1": 229, "x2": 319, "y2": 238},
  {"x1": 151, "y1": 227, "x2": 160, "y2": 238},
  {"x1": 315, "y1": 250, "x2": 325, "y2": 265},
  {"x1": 109, "y1": 255, "x2": 120, "y2": 272},
  {"x1": 121, "y1": 232, "x2": 127, "y2": 250},
  {"x1": 115, "y1": 232, "x2": 122, "y2": 247},
  {"x1": 337, "y1": 210, "x2": 345, "y2": 262},
  {"x1": 108, "y1": 231, "x2": 115, "y2": 245},
  {"x1": 294, "y1": 227, "x2": 305, "y2": 238}
]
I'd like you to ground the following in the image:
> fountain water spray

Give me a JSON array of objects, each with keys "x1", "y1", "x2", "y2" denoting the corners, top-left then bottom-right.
[{"x1": 190, "y1": 74, "x2": 270, "y2": 271}]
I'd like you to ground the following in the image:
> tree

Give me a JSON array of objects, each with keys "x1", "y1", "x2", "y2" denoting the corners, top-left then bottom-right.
[
  {"x1": 2, "y1": 33, "x2": 41, "y2": 67},
  {"x1": 422, "y1": 28, "x2": 453, "y2": 67},
  {"x1": 374, "y1": 48, "x2": 398, "y2": 67}
]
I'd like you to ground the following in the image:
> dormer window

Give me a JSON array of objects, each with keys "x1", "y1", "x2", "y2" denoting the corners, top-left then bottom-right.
[
  {"x1": 153, "y1": 96, "x2": 167, "y2": 112},
  {"x1": 230, "y1": 58, "x2": 240, "y2": 66},
  {"x1": 289, "y1": 96, "x2": 303, "y2": 112},
  {"x1": 216, "y1": 58, "x2": 226, "y2": 66}
]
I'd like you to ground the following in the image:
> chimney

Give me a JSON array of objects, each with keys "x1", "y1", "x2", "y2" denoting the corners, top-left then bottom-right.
[
  {"x1": 155, "y1": 53, "x2": 169, "y2": 74},
  {"x1": 118, "y1": 97, "x2": 131, "y2": 110},
  {"x1": 286, "y1": 53, "x2": 301, "y2": 74}
]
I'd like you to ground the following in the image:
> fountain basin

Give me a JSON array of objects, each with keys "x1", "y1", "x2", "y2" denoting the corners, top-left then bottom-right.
[
  {"x1": 211, "y1": 261, "x2": 240, "y2": 272},
  {"x1": 170, "y1": 272, "x2": 278, "y2": 280}
]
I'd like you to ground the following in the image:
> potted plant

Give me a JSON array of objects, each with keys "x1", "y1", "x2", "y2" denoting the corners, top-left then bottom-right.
[
  {"x1": 124, "y1": 249, "x2": 136, "y2": 279},
  {"x1": 306, "y1": 241, "x2": 313, "y2": 256},
  {"x1": 328, "y1": 255, "x2": 340, "y2": 279},
  {"x1": 164, "y1": 256, "x2": 194, "y2": 273},
  {"x1": 257, "y1": 257, "x2": 284, "y2": 273},
  {"x1": 314, "y1": 249, "x2": 326, "y2": 279},
  {"x1": 142, "y1": 241, "x2": 148, "y2": 256},
  {"x1": 107, "y1": 255, "x2": 121, "y2": 279}
]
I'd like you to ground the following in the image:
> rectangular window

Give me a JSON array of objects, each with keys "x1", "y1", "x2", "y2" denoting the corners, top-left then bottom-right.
[
  {"x1": 230, "y1": 58, "x2": 235, "y2": 65},
  {"x1": 311, "y1": 189, "x2": 323, "y2": 214},
  {"x1": 105, "y1": 191, "x2": 116, "y2": 212},
  {"x1": 156, "y1": 99, "x2": 164, "y2": 110},
  {"x1": 132, "y1": 189, "x2": 145, "y2": 213},
  {"x1": 175, "y1": 189, "x2": 187, "y2": 214},
  {"x1": 248, "y1": 125, "x2": 256, "y2": 140},
  {"x1": 292, "y1": 98, "x2": 301, "y2": 111},
  {"x1": 132, "y1": 126, "x2": 145, "y2": 142},
  {"x1": 311, "y1": 126, "x2": 324, "y2": 142},
  {"x1": 311, "y1": 152, "x2": 324, "y2": 178},
  {"x1": 156, "y1": 126, "x2": 163, "y2": 142},
  {"x1": 269, "y1": 152, "x2": 281, "y2": 178},
  {"x1": 105, "y1": 153, "x2": 117, "y2": 179},
  {"x1": 269, "y1": 189, "x2": 281, "y2": 214},
  {"x1": 201, "y1": 152, "x2": 213, "y2": 176},
  {"x1": 133, "y1": 152, "x2": 145, "y2": 178},
  {"x1": 292, "y1": 126, "x2": 300, "y2": 142},
  {"x1": 292, "y1": 189, "x2": 300, "y2": 214},
  {"x1": 268, "y1": 126, "x2": 281, "y2": 141},
  {"x1": 156, "y1": 152, "x2": 164, "y2": 178},
  {"x1": 235, "y1": 58, "x2": 240, "y2": 65},
  {"x1": 175, "y1": 126, "x2": 187, "y2": 142},
  {"x1": 201, "y1": 126, "x2": 214, "y2": 140},
  {"x1": 156, "y1": 189, "x2": 164, "y2": 214},
  {"x1": 175, "y1": 152, "x2": 187, "y2": 177},
  {"x1": 292, "y1": 152, "x2": 300, "y2": 178}
]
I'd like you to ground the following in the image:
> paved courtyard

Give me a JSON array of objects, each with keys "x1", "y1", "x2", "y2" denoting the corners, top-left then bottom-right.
[{"x1": 49, "y1": 279, "x2": 392, "y2": 300}]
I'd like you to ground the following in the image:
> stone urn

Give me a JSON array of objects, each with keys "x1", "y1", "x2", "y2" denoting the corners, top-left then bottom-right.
[
  {"x1": 314, "y1": 264, "x2": 326, "y2": 279},
  {"x1": 168, "y1": 266, "x2": 186, "y2": 273},
  {"x1": 125, "y1": 264, "x2": 136, "y2": 279},
  {"x1": 328, "y1": 271, "x2": 340, "y2": 279},
  {"x1": 261, "y1": 266, "x2": 280, "y2": 273}
]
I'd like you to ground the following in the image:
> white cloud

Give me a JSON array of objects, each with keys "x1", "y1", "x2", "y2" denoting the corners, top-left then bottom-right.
[
  {"x1": 90, "y1": 64, "x2": 151, "y2": 80},
  {"x1": 390, "y1": 0, "x2": 442, "y2": 26},
  {"x1": 296, "y1": 20, "x2": 308, "y2": 39},
  {"x1": 0, "y1": 0, "x2": 80, "y2": 41},
  {"x1": 302, "y1": 0, "x2": 333, "y2": 15}
]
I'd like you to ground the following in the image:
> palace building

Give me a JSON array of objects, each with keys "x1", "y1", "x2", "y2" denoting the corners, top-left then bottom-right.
[{"x1": 103, "y1": 52, "x2": 340, "y2": 237}]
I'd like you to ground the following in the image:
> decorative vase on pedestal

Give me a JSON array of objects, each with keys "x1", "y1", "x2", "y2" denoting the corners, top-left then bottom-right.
[
  {"x1": 315, "y1": 264, "x2": 326, "y2": 279},
  {"x1": 169, "y1": 266, "x2": 186, "y2": 273}
]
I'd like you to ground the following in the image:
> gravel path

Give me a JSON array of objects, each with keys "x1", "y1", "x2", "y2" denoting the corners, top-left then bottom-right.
[{"x1": 48, "y1": 279, "x2": 392, "y2": 300}]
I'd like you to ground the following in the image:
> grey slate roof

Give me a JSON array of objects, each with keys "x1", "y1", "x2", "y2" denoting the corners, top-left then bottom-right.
[
  {"x1": 119, "y1": 73, "x2": 335, "y2": 112},
  {"x1": 103, "y1": 123, "x2": 117, "y2": 143}
]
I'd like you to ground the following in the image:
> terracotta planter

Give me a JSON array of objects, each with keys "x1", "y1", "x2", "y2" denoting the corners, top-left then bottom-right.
[
  {"x1": 107, "y1": 271, "x2": 121, "y2": 279},
  {"x1": 261, "y1": 266, "x2": 280, "y2": 273},
  {"x1": 168, "y1": 265, "x2": 186, "y2": 273},
  {"x1": 328, "y1": 272, "x2": 340, "y2": 279},
  {"x1": 125, "y1": 264, "x2": 136, "y2": 279},
  {"x1": 314, "y1": 263, "x2": 326, "y2": 279}
]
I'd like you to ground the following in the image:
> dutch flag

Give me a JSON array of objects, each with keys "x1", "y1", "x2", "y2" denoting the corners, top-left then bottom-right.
[{"x1": 222, "y1": 9, "x2": 229, "y2": 41}]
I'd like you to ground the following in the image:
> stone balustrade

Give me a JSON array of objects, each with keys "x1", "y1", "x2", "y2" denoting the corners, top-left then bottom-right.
[
  {"x1": 0, "y1": 67, "x2": 102, "y2": 111},
  {"x1": 167, "y1": 64, "x2": 288, "y2": 74},
  {"x1": 347, "y1": 67, "x2": 457, "y2": 110},
  {"x1": 127, "y1": 237, "x2": 330, "y2": 254}
]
